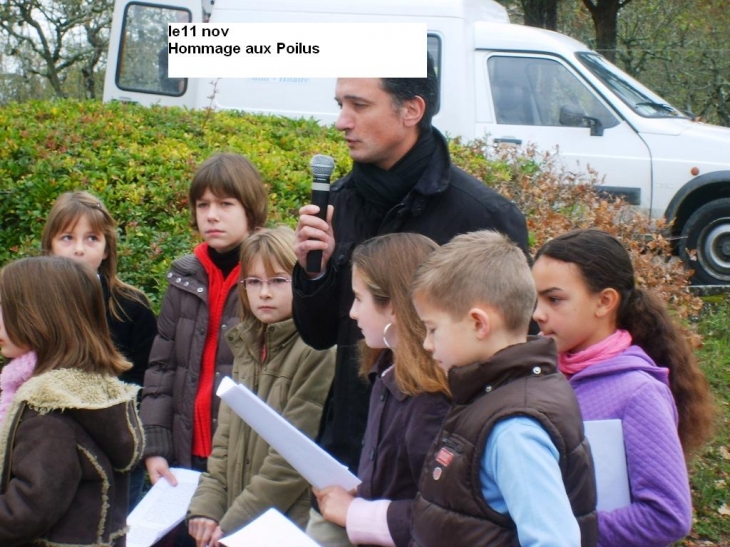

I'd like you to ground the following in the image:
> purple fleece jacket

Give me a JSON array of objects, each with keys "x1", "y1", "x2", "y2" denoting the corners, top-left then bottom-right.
[{"x1": 569, "y1": 345, "x2": 691, "y2": 547}]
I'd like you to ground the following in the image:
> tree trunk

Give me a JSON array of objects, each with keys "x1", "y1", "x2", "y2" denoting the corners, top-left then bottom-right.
[
  {"x1": 522, "y1": 0, "x2": 559, "y2": 30},
  {"x1": 582, "y1": 0, "x2": 636, "y2": 62}
]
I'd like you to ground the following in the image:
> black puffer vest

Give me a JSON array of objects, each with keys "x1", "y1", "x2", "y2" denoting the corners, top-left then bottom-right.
[{"x1": 410, "y1": 337, "x2": 597, "y2": 547}]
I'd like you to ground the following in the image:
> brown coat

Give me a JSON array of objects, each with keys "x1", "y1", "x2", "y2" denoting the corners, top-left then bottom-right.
[
  {"x1": 0, "y1": 369, "x2": 143, "y2": 547},
  {"x1": 141, "y1": 254, "x2": 240, "y2": 468}
]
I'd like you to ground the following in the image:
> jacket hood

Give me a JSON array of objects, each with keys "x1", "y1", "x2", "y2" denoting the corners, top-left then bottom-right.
[
  {"x1": 2, "y1": 369, "x2": 142, "y2": 471},
  {"x1": 570, "y1": 345, "x2": 669, "y2": 386}
]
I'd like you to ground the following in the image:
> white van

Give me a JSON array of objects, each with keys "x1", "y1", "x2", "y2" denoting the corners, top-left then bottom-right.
[{"x1": 103, "y1": 0, "x2": 730, "y2": 284}]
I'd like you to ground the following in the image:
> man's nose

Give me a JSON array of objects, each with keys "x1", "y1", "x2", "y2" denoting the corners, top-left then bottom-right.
[{"x1": 335, "y1": 108, "x2": 353, "y2": 131}]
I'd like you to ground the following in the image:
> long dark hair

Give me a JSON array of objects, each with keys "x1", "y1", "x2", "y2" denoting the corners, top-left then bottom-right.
[{"x1": 535, "y1": 229, "x2": 714, "y2": 456}]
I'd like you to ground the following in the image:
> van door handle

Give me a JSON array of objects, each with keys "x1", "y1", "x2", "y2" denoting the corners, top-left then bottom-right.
[{"x1": 493, "y1": 137, "x2": 522, "y2": 145}]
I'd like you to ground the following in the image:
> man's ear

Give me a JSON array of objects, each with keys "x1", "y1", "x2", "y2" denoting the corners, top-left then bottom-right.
[
  {"x1": 401, "y1": 96, "x2": 426, "y2": 128},
  {"x1": 468, "y1": 308, "x2": 491, "y2": 340},
  {"x1": 596, "y1": 288, "x2": 620, "y2": 318}
]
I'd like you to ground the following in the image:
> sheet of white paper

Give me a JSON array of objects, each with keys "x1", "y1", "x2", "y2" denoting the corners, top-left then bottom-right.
[
  {"x1": 126, "y1": 468, "x2": 202, "y2": 547},
  {"x1": 584, "y1": 419, "x2": 631, "y2": 512},
  {"x1": 217, "y1": 376, "x2": 361, "y2": 491},
  {"x1": 219, "y1": 508, "x2": 321, "y2": 547}
]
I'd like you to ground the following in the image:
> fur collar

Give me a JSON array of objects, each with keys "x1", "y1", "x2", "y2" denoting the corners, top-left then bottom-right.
[{"x1": 0, "y1": 368, "x2": 138, "y2": 475}]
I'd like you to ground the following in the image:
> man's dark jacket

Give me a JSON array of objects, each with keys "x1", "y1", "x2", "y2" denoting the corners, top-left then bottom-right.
[{"x1": 292, "y1": 128, "x2": 529, "y2": 478}]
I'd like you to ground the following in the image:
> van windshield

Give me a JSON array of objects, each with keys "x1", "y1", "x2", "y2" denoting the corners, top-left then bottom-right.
[{"x1": 577, "y1": 52, "x2": 688, "y2": 119}]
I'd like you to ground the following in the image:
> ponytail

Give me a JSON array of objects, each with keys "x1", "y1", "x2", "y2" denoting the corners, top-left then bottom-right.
[
  {"x1": 619, "y1": 289, "x2": 714, "y2": 457},
  {"x1": 536, "y1": 228, "x2": 714, "y2": 457}
]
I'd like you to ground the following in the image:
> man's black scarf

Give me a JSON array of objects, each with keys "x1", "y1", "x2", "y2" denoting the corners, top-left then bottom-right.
[{"x1": 352, "y1": 129, "x2": 437, "y2": 216}]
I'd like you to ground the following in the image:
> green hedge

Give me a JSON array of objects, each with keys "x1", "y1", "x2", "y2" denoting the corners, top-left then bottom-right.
[
  {"x1": 0, "y1": 100, "x2": 353, "y2": 308},
  {"x1": 0, "y1": 99, "x2": 697, "y2": 320}
]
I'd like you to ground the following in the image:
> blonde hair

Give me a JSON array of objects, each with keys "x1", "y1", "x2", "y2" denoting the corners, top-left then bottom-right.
[
  {"x1": 189, "y1": 153, "x2": 268, "y2": 232},
  {"x1": 0, "y1": 256, "x2": 131, "y2": 376},
  {"x1": 412, "y1": 230, "x2": 535, "y2": 334},
  {"x1": 351, "y1": 233, "x2": 448, "y2": 397},
  {"x1": 237, "y1": 226, "x2": 297, "y2": 338},
  {"x1": 41, "y1": 191, "x2": 150, "y2": 321}
]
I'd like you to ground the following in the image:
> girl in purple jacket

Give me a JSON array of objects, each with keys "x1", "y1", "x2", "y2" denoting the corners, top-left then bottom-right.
[
  {"x1": 313, "y1": 233, "x2": 451, "y2": 547},
  {"x1": 532, "y1": 228, "x2": 714, "y2": 547}
]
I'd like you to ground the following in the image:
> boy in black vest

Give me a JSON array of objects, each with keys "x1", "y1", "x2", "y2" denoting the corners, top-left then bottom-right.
[{"x1": 410, "y1": 230, "x2": 597, "y2": 547}]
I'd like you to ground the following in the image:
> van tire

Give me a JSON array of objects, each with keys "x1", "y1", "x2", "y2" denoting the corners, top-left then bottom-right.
[{"x1": 679, "y1": 198, "x2": 730, "y2": 285}]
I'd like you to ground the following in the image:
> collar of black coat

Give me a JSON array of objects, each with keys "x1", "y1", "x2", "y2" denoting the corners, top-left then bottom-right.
[
  {"x1": 350, "y1": 128, "x2": 451, "y2": 216},
  {"x1": 448, "y1": 336, "x2": 558, "y2": 404}
]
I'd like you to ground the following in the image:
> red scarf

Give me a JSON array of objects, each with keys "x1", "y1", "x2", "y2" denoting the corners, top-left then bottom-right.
[
  {"x1": 192, "y1": 243, "x2": 240, "y2": 458},
  {"x1": 558, "y1": 329, "x2": 632, "y2": 378}
]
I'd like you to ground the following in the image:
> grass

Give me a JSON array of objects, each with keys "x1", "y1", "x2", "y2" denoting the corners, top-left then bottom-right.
[{"x1": 680, "y1": 295, "x2": 730, "y2": 545}]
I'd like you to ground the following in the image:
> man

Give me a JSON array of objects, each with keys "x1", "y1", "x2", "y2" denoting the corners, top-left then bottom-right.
[{"x1": 293, "y1": 56, "x2": 529, "y2": 546}]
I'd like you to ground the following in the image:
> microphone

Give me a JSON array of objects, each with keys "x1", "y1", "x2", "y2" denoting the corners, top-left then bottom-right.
[{"x1": 306, "y1": 154, "x2": 336, "y2": 273}]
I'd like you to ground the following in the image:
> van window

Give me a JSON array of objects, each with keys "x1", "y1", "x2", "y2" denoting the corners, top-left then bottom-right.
[
  {"x1": 488, "y1": 56, "x2": 618, "y2": 129},
  {"x1": 116, "y1": 3, "x2": 191, "y2": 96},
  {"x1": 577, "y1": 52, "x2": 687, "y2": 119},
  {"x1": 427, "y1": 34, "x2": 441, "y2": 115}
]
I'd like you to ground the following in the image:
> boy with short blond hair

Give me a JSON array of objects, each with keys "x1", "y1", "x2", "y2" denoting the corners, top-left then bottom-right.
[{"x1": 410, "y1": 230, "x2": 597, "y2": 547}]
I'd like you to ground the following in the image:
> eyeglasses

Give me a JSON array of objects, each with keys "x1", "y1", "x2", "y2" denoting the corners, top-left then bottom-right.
[{"x1": 240, "y1": 277, "x2": 292, "y2": 291}]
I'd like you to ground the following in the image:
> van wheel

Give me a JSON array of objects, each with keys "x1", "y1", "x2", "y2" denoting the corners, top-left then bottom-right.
[{"x1": 679, "y1": 198, "x2": 730, "y2": 285}]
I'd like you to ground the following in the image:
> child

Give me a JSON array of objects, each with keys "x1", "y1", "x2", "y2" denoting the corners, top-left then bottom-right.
[
  {"x1": 42, "y1": 190, "x2": 157, "y2": 509},
  {"x1": 186, "y1": 227, "x2": 335, "y2": 547},
  {"x1": 142, "y1": 152, "x2": 268, "y2": 487},
  {"x1": 313, "y1": 233, "x2": 451, "y2": 547},
  {"x1": 532, "y1": 228, "x2": 714, "y2": 547},
  {"x1": 410, "y1": 230, "x2": 598, "y2": 547},
  {"x1": 42, "y1": 191, "x2": 157, "y2": 390},
  {"x1": 0, "y1": 256, "x2": 143, "y2": 546}
]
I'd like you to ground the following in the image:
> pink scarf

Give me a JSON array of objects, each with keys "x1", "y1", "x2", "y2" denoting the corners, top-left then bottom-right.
[
  {"x1": 558, "y1": 330, "x2": 632, "y2": 378},
  {"x1": 0, "y1": 351, "x2": 37, "y2": 425}
]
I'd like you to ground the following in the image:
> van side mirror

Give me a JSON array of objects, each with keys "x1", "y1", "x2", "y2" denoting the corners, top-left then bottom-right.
[
  {"x1": 585, "y1": 116, "x2": 604, "y2": 136},
  {"x1": 559, "y1": 105, "x2": 585, "y2": 127},
  {"x1": 559, "y1": 105, "x2": 604, "y2": 137}
]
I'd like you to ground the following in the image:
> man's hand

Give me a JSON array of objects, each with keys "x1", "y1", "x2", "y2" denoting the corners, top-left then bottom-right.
[
  {"x1": 294, "y1": 204, "x2": 335, "y2": 277},
  {"x1": 145, "y1": 456, "x2": 177, "y2": 486},
  {"x1": 188, "y1": 517, "x2": 222, "y2": 547},
  {"x1": 313, "y1": 485, "x2": 355, "y2": 527}
]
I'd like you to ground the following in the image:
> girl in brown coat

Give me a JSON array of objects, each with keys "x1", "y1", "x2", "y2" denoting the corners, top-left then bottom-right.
[{"x1": 0, "y1": 256, "x2": 143, "y2": 547}]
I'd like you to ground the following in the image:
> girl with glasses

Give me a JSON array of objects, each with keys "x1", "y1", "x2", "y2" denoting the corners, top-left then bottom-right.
[{"x1": 187, "y1": 226, "x2": 335, "y2": 547}]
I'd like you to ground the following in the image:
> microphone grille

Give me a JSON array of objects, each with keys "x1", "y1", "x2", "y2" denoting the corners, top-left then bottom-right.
[{"x1": 310, "y1": 154, "x2": 336, "y2": 178}]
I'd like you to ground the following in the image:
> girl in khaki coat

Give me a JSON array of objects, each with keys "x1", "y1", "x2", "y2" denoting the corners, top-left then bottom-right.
[{"x1": 187, "y1": 227, "x2": 335, "y2": 547}]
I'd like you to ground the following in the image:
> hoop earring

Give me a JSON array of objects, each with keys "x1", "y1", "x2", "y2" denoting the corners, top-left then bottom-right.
[{"x1": 383, "y1": 322, "x2": 395, "y2": 349}]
